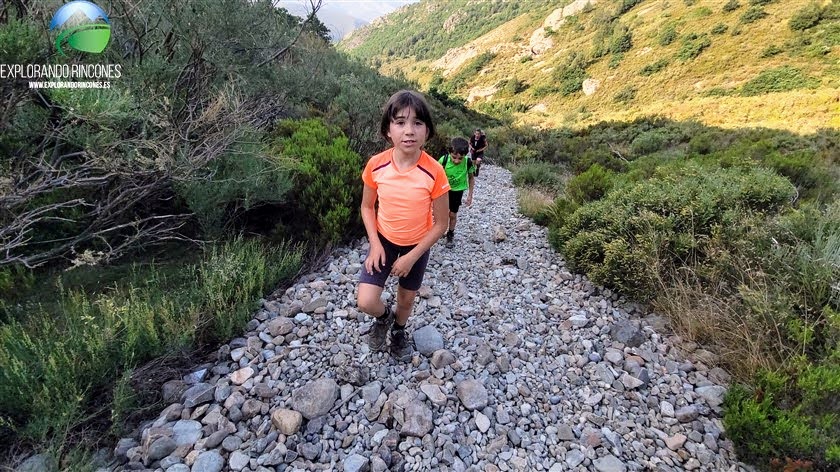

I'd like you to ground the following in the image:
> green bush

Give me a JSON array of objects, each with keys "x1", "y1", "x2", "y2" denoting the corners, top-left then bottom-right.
[
  {"x1": 659, "y1": 24, "x2": 678, "y2": 46},
  {"x1": 273, "y1": 119, "x2": 363, "y2": 245},
  {"x1": 749, "y1": 0, "x2": 777, "y2": 5},
  {"x1": 789, "y1": 2, "x2": 823, "y2": 31},
  {"x1": 565, "y1": 164, "x2": 615, "y2": 204},
  {"x1": 631, "y1": 130, "x2": 671, "y2": 155},
  {"x1": 677, "y1": 33, "x2": 712, "y2": 61},
  {"x1": 740, "y1": 6, "x2": 769, "y2": 24},
  {"x1": 724, "y1": 362, "x2": 840, "y2": 469},
  {"x1": 609, "y1": 25, "x2": 633, "y2": 54},
  {"x1": 711, "y1": 23, "x2": 729, "y2": 35},
  {"x1": 613, "y1": 86, "x2": 637, "y2": 103},
  {"x1": 512, "y1": 162, "x2": 563, "y2": 189},
  {"x1": 763, "y1": 151, "x2": 835, "y2": 201},
  {"x1": 723, "y1": 0, "x2": 741, "y2": 12},
  {"x1": 688, "y1": 133, "x2": 715, "y2": 155},
  {"x1": 177, "y1": 138, "x2": 295, "y2": 239},
  {"x1": 640, "y1": 58, "x2": 670, "y2": 76},
  {"x1": 553, "y1": 53, "x2": 588, "y2": 96},
  {"x1": 760, "y1": 44, "x2": 784, "y2": 57},
  {"x1": 555, "y1": 164, "x2": 796, "y2": 299},
  {"x1": 739, "y1": 66, "x2": 820, "y2": 96}
]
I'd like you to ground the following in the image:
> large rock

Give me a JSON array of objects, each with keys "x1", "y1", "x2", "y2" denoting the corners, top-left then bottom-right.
[
  {"x1": 191, "y1": 450, "x2": 224, "y2": 472},
  {"x1": 271, "y1": 409, "x2": 303, "y2": 435},
  {"x1": 16, "y1": 454, "x2": 57, "y2": 472},
  {"x1": 181, "y1": 383, "x2": 215, "y2": 408},
  {"x1": 583, "y1": 78, "x2": 601, "y2": 96},
  {"x1": 399, "y1": 402, "x2": 433, "y2": 437},
  {"x1": 413, "y1": 325, "x2": 444, "y2": 356},
  {"x1": 456, "y1": 379, "x2": 488, "y2": 410},
  {"x1": 610, "y1": 321, "x2": 645, "y2": 347},
  {"x1": 290, "y1": 378, "x2": 339, "y2": 419}
]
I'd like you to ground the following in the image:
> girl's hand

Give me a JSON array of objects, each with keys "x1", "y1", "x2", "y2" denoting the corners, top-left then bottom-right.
[
  {"x1": 391, "y1": 254, "x2": 417, "y2": 278},
  {"x1": 364, "y1": 243, "x2": 386, "y2": 274},
  {"x1": 466, "y1": 195, "x2": 473, "y2": 206}
]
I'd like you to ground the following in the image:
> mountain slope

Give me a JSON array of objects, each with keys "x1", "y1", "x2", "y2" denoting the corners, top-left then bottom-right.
[{"x1": 340, "y1": 0, "x2": 840, "y2": 133}]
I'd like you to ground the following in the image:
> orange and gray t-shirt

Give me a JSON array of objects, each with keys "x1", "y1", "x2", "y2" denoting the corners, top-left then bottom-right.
[{"x1": 362, "y1": 148, "x2": 450, "y2": 246}]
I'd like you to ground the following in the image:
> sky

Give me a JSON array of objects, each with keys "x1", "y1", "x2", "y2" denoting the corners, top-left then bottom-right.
[{"x1": 274, "y1": 0, "x2": 419, "y2": 40}]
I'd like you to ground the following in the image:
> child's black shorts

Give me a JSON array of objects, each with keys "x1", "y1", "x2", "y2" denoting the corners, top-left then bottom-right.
[
  {"x1": 358, "y1": 233, "x2": 430, "y2": 291},
  {"x1": 448, "y1": 190, "x2": 465, "y2": 213}
]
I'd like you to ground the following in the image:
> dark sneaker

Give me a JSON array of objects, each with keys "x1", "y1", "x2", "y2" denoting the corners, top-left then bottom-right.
[
  {"x1": 390, "y1": 327, "x2": 413, "y2": 361},
  {"x1": 446, "y1": 230, "x2": 454, "y2": 244},
  {"x1": 367, "y1": 307, "x2": 393, "y2": 351}
]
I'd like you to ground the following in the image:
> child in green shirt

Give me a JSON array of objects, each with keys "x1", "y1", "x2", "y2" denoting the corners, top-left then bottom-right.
[{"x1": 438, "y1": 137, "x2": 475, "y2": 246}]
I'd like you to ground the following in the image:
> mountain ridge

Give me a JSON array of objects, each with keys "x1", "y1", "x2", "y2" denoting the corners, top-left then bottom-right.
[{"x1": 340, "y1": 0, "x2": 840, "y2": 133}]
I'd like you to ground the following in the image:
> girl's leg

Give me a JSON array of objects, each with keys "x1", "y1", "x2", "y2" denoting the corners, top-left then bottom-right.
[
  {"x1": 394, "y1": 285, "x2": 418, "y2": 326},
  {"x1": 357, "y1": 283, "x2": 387, "y2": 316},
  {"x1": 448, "y1": 211, "x2": 457, "y2": 232}
]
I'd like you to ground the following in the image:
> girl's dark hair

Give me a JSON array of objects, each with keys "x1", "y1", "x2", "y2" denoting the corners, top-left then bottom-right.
[{"x1": 379, "y1": 90, "x2": 436, "y2": 142}]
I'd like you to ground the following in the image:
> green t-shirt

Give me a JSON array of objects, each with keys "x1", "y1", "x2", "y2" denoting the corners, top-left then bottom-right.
[{"x1": 438, "y1": 154, "x2": 475, "y2": 191}]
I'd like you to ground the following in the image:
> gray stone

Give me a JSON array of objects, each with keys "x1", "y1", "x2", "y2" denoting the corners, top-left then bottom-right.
[
  {"x1": 456, "y1": 379, "x2": 488, "y2": 410},
  {"x1": 16, "y1": 454, "x2": 56, "y2": 472},
  {"x1": 191, "y1": 450, "x2": 224, "y2": 472},
  {"x1": 593, "y1": 454, "x2": 626, "y2": 472},
  {"x1": 413, "y1": 325, "x2": 444, "y2": 356},
  {"x1": 610, "y1": 321, "x2": 645, "y2": 347},
  {"x1": 181, "y1": 383, "x2": 215, "y2": 408},
  {"x1": 343, "y1": 454, "x2": 370, "y2": 472},
  {"x1": 172, "y1": 420, "x2": 203, "y2": 446},
  {"x1": 290, "y1": 378, "x2": 339, "y2": 419}
]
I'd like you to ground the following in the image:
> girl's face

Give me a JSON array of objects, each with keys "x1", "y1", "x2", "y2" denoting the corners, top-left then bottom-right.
[
  {"x1": 474, "y1": 130, "x2": 481, "y2": 138},
  {"x1": 387, "y1": 107, "x2": 428, "y2": 155}
]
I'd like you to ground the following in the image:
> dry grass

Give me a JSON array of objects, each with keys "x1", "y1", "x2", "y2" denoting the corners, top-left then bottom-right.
[
  {"x1": 653, "y1": 266, "x2": 793, "y2": 382},
  {"x1": 517, "y1": 186, "x2": 556, "y2": 219}
]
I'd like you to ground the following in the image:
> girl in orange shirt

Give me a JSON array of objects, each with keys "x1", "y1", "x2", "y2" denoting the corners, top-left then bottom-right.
[{"x1": 357, "y1": 90, "x2": 450, "y2": 361}]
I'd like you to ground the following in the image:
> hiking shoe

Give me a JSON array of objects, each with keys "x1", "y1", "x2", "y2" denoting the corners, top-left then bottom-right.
[
  {"x1": 446, "y1": 230, "x2": 454, "y2": 244},
  {"x1": 390, "y1": 327, "x2": 413, "y2": 361},
  {"x1": 367, "y1": 307, "x2": 393, "y2": 351}
]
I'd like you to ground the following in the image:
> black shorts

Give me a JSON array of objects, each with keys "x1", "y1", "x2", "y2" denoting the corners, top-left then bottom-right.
[
  {"x1": 358, "y1": 233, "x2": 430, "y2": 291},
  {"x1": 448, "y1": 190, "x2": 465, "y2": 213}
]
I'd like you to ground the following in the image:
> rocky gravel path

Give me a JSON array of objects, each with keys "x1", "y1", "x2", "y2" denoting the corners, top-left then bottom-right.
[{"x1": 110, "y1": 166, "x2": 751, "y2": 472}]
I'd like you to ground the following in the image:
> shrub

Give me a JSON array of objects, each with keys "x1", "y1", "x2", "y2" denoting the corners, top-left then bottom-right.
[
  {"x1": 677, "y1": 33, "x2": 712, "y2": 61},
  {"x1": 723, "y1": 0, "x2": 741, "y2": 12},
  {"x1": 659, "y1": 24, "x2": 678, "y2": 46},
  {"x1": 760, "y1": 44, "x2": 783, "y2": 57},
  {"x1": 749, "y1": 0, "x2": 777, "y2": 5},
  {"x1": 565, "y1": 164, "x2": 615, "y2": 203},
  {"x1": 273, "y1": 119, "x2": 363, "y2": 245},
  {"x1": 553, "y1": 55, "x2": 588, "y2": 96},
  {"x1": 609, "y1": 25, "x2": 633, "y2": 54},
  {"x1": 789, "y1": 3, "x2": 823, "y2": 31},
  {"x1": 512, "y1": 162, "x2": 563, "y2": 189},
  {"x1": 688, "y1": 133, "x2": 715, "y2": 155},
  {"x1": 739, "y1": 66, "x2": 820, "y2": 96},
  {"x1": 740, "y1": 6, "x2": 769, "y2": 24},
  {"x1": 616, "y1": 0, "x2": 643, "y2": 15},
  {"x1": 711, "y1": 23, "x2": 729, "y2": 35},
  {"x1": 555, "y1": 164, "x2": 795, "y2": 299},
  {"x1": 613, "y1": 86, "x2": 637, "y2": 103},
  {"x1": 640, "y1": 58, "x2": 670, "y2": 76},
  {"x1": 631, "y1": 130, "x2": 670, "y2": 155}
]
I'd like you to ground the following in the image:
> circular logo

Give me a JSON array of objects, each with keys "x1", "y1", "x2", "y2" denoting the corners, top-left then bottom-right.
[{"x1": 49, "y1": 1, "x2": 111, "y2": 55}]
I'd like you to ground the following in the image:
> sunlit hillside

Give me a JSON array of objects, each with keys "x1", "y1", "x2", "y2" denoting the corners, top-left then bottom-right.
[{"x1": 341, "y1": 0, "x2": 840, "y2": 133}]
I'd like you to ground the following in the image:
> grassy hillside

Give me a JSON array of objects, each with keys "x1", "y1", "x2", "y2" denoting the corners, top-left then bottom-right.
[{"x1": 341, "y1": 0, "x2": 839, "y2": 133}]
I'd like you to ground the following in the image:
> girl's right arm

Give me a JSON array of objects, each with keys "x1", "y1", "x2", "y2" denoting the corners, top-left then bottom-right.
[{"x1": 361, "y1": 184, "x2": 386, "y2": 274}]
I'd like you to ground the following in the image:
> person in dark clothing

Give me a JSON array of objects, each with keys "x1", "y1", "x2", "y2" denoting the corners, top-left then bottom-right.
[{"x1": 469, "y1": 129, "x2": 487, "y2": 177}]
